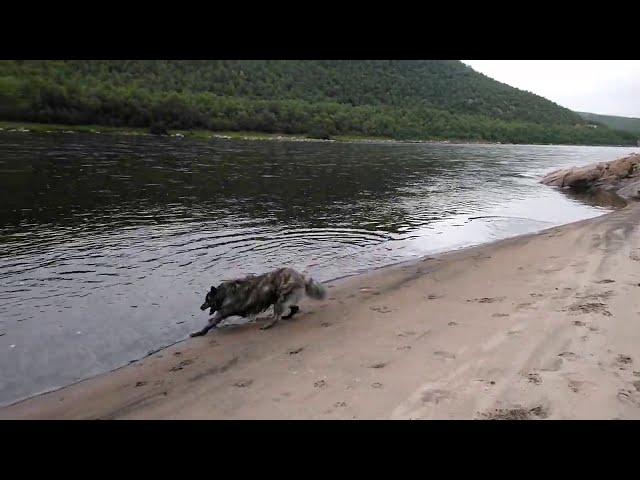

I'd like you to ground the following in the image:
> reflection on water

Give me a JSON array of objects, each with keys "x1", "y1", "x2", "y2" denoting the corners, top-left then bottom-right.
[
  {"x1": 562, "y1": 187, "x2": 628, "y2": 210},
  {"x1": 0, "y1": 133, "x2": 636, "y2": 405}
]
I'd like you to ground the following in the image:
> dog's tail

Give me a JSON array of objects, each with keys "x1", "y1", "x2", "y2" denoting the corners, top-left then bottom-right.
[{"x1": 304, "y1": 275, "x2": 327, "y2": 300}]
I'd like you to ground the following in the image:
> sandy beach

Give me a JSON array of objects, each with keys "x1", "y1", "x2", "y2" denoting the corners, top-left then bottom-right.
[{"x1": 2, "y1": 198, "x2": 640, "y2": 420}]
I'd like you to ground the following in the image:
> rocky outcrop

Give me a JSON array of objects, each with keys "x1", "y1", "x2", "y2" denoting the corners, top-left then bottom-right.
[{"x1": 540, "y1": 153, "x2": 640, "y2": 200}]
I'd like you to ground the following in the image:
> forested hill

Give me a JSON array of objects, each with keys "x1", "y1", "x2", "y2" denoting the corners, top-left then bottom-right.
[
  {"x1": 0, "y1": 61, "x2": 583, "y2": 124},
  {"x1": 577, "y1": 111, "x2": 640, "y2": 135},
  {"x1": 0, "y1": 60, "x2": 636, "y2": 145}
]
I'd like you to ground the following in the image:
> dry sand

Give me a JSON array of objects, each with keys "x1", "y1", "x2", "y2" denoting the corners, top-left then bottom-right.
[{"x1": 2, "y1": 204, "x2": 640, "y2": 420}]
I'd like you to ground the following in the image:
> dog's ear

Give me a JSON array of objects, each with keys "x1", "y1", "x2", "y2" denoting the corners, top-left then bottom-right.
[{"x1": 210, "y1": 286, "x2": 217, "y2": 295}]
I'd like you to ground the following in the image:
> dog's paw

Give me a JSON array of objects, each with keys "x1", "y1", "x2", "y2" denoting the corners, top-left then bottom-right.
[
  {"x1": 260, "y1": 324, "x2": 275, "y2": 330},
  {"x1": 189, "y1": 331, "x2": 203, "y2": 337}
]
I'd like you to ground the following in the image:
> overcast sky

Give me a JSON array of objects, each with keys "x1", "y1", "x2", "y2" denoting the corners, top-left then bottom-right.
[{"x1": 462, "y1": 61, "x2": 640, "y2": 118}]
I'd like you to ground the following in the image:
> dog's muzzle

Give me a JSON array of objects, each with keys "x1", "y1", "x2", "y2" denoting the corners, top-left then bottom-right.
[{"x1": 200, "y1": 303, "x2": 209, "y2": 311}]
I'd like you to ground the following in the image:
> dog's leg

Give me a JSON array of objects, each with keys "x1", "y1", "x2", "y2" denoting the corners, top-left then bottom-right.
[
  {"x1": 261, "y1": 301, "x2": 284, "y2": 330},
  {"x1": 190, "y1": 311, "x2": 225, "y2": 337},
  {"x1": 262, "y1": 287, "x2": 303, "y2": 329},
  {"x1": 282, "y1": 305, "x2": 299, "y2": 320}
]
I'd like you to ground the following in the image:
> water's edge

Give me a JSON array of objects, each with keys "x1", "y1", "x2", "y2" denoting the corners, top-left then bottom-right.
[{"x1": 0, "y1": 203, "x2": 619, "y2": 409}]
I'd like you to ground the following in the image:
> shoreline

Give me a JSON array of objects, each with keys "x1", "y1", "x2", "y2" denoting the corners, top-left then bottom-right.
[
  {"x1": 3, "y1": 201, "x2": 640, "y2": 419},
  {"x1": 0, "y1": 204, "x2": 620, "y2": 409},
  {"x1": 0, "y1": 121, "x2": 636, "y2": 148},
  {"x1": 0, "y1": 212, "x2": 601, "y2": 409}
]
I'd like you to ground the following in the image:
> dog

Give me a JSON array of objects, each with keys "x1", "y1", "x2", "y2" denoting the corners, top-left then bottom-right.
[{"x1": 191, "y1": 267, "x2": 327, "y2": 337}]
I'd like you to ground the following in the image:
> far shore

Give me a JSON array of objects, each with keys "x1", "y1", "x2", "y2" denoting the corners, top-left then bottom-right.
[{"x1": 1, "y1": 121, "x2": 636, "y2": 148}]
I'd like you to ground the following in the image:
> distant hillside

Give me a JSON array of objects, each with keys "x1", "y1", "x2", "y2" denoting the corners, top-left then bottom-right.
[
  {"x1": 0, "y1": 60, "x2": 636, "y2": 145},
  {"x1": 577, "y1": 111, "x2": 640, "y2": 135}
]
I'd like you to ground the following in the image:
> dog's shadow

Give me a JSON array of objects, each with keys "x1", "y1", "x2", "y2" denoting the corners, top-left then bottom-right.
[{"x1": 214, "y1": 315, "x2": 299, "y2": 333}]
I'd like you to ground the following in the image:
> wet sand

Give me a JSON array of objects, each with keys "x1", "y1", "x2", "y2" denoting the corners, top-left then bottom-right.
[{"x1": 2, "y1": 203, "x2": 640, "y2": 419}]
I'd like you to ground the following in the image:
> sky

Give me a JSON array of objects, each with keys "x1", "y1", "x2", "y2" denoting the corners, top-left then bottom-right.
[{"x1": 462, "y1": 61, "x2": 640, "y2": 118}]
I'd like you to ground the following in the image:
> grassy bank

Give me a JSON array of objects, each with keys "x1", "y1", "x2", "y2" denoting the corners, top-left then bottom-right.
[{"x1": 0, "y1": 121, "x2": 635, "y2": 148}]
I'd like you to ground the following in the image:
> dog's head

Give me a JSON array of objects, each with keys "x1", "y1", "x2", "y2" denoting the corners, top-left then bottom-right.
[{"x1": 200, "y1": 285, "x2": 220, "y2": 313}]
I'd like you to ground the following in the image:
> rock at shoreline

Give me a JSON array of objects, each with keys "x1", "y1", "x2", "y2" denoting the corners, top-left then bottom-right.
[{"x1": 540, "y1": 153, "x2": 640, "y2": 200}]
